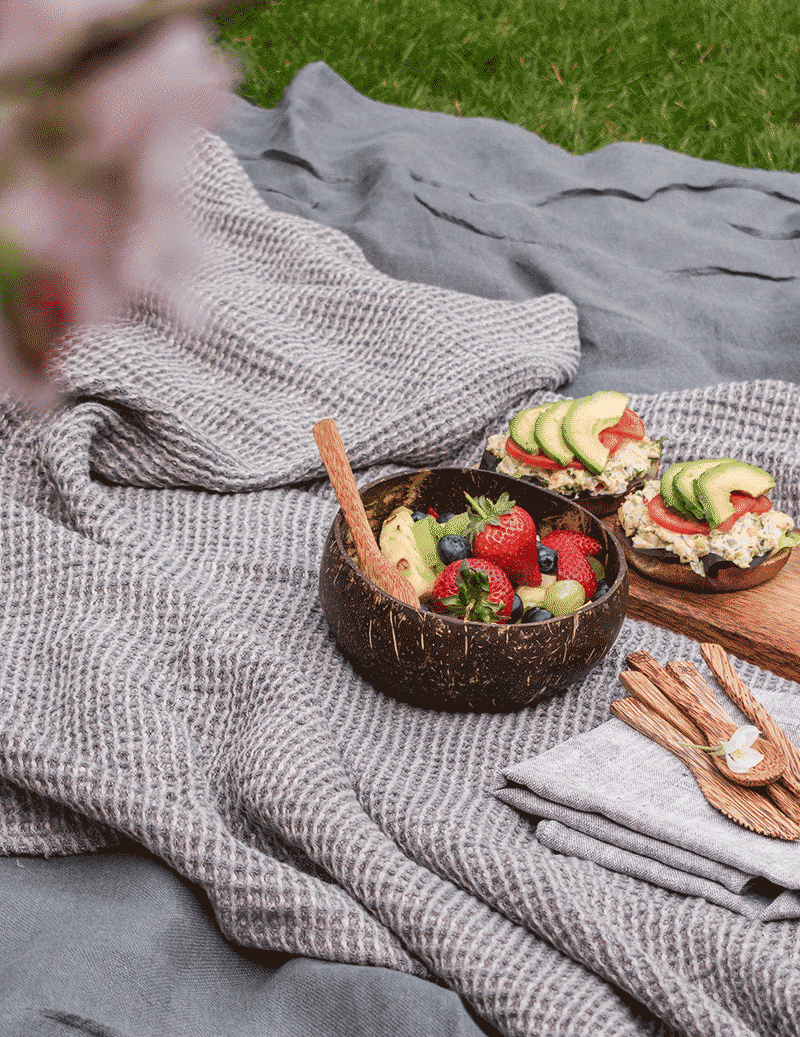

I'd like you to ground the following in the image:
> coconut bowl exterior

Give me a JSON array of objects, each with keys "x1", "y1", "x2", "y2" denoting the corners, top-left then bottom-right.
[{"x1": 319, "y1": 467, "x2": 628, "y2": 712}]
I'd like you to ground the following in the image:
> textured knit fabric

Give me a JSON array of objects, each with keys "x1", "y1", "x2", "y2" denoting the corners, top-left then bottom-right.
[
  {"x1": 1, "y1": 130, "x2": 800, "y2": 1037},
  {"x1": 220, "y1": 63, "x2": 800, "y2": 399},
  {"x1": 499, "y1": 686, "x2": 800, "y2": 920}
]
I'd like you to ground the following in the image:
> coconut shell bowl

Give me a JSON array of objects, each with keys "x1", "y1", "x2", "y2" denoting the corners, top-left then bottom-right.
[{"x1": 318, "y1": 467, "x2": 628, "y2": 712}]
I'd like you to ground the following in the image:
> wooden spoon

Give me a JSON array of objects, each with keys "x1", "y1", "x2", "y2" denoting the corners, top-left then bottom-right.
[
  {"x1": 700, "y1": 642, "x2": 800, "y2": 799},
  {"x1": 611, "y1": 696, "x2": 799, "y2": 840},
  {"x1": 625, "y1": 650, "x2": 785, "y2": 787},
  {"x1": 313, "y1": 418, "x2": 421, "y2": 608},
  {"x1": 619, "y1": 669, "x2": 705, "y2": 744}
]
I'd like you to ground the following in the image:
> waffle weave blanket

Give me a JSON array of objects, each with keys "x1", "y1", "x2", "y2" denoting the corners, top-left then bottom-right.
[
  {"x1": 1, "y1": 130, "x2": 800, "y2": 1037},
  {"x1": 222, "y1": 62, "x2": 800, "y2": 399}
]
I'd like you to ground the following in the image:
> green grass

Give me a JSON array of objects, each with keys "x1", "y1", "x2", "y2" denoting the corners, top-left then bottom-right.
[{"x1": 214, "y1": 0, "x2": 800, "y2": 171}]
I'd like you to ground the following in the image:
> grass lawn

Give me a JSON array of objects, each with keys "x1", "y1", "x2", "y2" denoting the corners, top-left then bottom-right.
[{"x1": 214, "y1": 0, "x2": 800, "y2": 172}]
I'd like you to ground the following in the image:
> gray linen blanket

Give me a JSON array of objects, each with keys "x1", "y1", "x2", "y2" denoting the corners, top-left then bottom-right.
[
  {"x1": 220, "y1": 62, "x2": 800, "y2": 398},
  {"x1": 2, "y1": 130, "x2": 800, "y2": 1037}
]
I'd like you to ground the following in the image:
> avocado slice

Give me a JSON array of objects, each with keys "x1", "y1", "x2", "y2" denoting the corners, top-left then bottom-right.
[
  {"x1": 673, "y1": 457, "x2": 734, "y2": 519},
  {"x1": 696, "y1": 460, "x2": 776, "y2": 529},
  {"x1": 411, "y1": 516, "x2": 446, "y2": 573},
  {"x1": 659, "y1": 462, "x2": 693, "y2": 517},
  {"x1": 534, "y1": 399, "x2": 574, "y2": 465},
  {"x1": 508, "y1": 404, "x2": 550, "y2": 453},
  {"x1": 561, "y1": 391, "x2": 630, "y2": 475},
  {"x1": 379, "y1": 507, "x2": 439, "y2": 598}
]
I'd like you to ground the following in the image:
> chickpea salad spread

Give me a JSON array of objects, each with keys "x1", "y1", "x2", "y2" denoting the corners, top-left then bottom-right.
[
  {"x1": 486, "y1": 432, "x2": 662, "y2": 497},
  {"x1": 619, "y1": 479, "x2": 798, "y2": 576}
]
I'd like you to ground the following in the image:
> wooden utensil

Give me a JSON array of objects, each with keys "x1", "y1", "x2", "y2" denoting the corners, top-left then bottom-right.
[
  {"x1": 700, "y1": 642, "x2": 800, "y2": 799},
  {"x1": 610, "y1": 696, "x2": 800, "y2": 840},
  {"x1": 618, "y1": 668, "x2": 800, "y2": 821},
  {"x1": 618, "y1": 669, "x2": 705, "y2": 744},
  {"x1": 625, "y1": 650, "x2": 785, "y2": 787},
  {"x1": 673, "y1": 655, "x2": 800, "y2": 825},
  {"x1": 313, "y1": 419, "x2": 421, "y2": 609}
]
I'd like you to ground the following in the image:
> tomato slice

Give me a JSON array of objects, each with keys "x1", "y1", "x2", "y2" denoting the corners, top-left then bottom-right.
[
  {"x1": 598, "y1": 429, "x2": 625, "y2": 454},
  {"x1": 716, "y1": 493, "x2": 772, "y2": 533},
  {"x1": 646, "y1": 492, "x2": 773, "y2": 535},
  {"x1": 505, "y1": 437, "x2": 564, "y2": 470},
  {"x1": 610, "y1": 408, "x2": 646, "y2": 441},
  {"x1": 504, "y1": 437, "x2": 586, "y2": 471},
  {"x1": 647, "y1": 494, "x2": 709, "y2": 534}
]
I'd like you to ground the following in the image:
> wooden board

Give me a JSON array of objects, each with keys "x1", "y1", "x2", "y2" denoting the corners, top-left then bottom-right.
[{"x1": 602, "y1": 520, "x2": 800, "y2": 683}]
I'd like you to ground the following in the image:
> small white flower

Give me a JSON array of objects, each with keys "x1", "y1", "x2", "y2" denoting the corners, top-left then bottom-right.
[
  {"x1": 681, "y1": 724, "x2": 765, "y2": 774},
  {"x1": 722, "y1": 725, "x2": 764, "y2": 774}
]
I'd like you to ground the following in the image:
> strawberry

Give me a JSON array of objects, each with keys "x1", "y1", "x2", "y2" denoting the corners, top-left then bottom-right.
[
  {"x1": 541, "y1": 530, "x2": 602, "y2": 558},
  {"x1": 556, "y1": 548, "x2": 598, "y2": 601},
  {"x1": 465, "y1": 492, "x2": 541, "y2": 586},
  {"x1": 431, "y1": 558, "x2": 515, "y2": 624}
]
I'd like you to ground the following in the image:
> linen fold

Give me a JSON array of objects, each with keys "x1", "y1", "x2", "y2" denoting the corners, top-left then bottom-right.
[{"x1": 498, "y1": 687, "x2": 800, "y2": 921}]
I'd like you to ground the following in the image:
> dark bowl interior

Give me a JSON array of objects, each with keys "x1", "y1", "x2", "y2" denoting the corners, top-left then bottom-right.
[{"x1": 319, "y1": 467, "x2": 628, "y2": 712}]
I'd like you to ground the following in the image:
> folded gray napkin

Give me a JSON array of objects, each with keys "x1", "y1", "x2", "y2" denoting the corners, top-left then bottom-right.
[{"x1": 497, "y1": 688, "x2": 800, "y2": 921}]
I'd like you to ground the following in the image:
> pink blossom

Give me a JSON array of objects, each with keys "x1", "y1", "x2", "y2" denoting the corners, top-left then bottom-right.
[{"x1": 0, "y1": 1, "x2": 236, "y2": 405}]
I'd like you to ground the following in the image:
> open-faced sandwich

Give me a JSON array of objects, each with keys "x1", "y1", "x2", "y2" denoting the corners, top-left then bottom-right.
[
  {"x1": 481, "y1": 391, "x2": 662, "y2": 516},
  {"x1": 615, "y1": 457, "x2": 799, "y2": 591}
]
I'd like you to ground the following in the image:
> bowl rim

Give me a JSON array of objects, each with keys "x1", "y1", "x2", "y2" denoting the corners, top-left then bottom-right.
[{"x1": 329, "y1": 466, "x2": 628, "y2": 629}]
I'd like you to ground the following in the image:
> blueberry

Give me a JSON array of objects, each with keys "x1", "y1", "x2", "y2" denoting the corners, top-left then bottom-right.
[
  {"x1": 437, "y1": 512, "x2": 456, "y2": 524},
  {"x1": 521, "y1": 606, "x2": 554, "y2": 623},
  {"x1": 510, "y1": 594, "x2": 524, "y2": 623},
  {"x1": 537, "y1": 543, "x2": 558, "y2": 574},
  {"x1": 593, "y1": 580, "x2": 610, "y2": 601},
  {"x1": 437, "y1": 534, "x2": 471, "y2": 566},
  {"x1": 418, "y1": 602, "x2": 432, "y2": 612},
  {"x1": 411, "y1": 511, "x2": 427, "y2": 522}
]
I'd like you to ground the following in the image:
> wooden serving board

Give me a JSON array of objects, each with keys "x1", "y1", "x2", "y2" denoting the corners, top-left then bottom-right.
[{"x1": 602, "y1": 520, "x2": 800, "y2": 683}]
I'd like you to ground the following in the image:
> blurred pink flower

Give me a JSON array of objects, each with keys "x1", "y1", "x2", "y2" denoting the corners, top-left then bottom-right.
[{"x1": 0, "y1": 1, "x2": 237, "y2": 405}]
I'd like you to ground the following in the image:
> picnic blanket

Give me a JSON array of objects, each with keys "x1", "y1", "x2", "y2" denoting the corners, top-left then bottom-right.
[
  {"x1": 2, "y1": 68, "x2": 800, "y2": 1037},
  {"x1": 220, "y1": 62, "x2": 800, "y2": 397}
]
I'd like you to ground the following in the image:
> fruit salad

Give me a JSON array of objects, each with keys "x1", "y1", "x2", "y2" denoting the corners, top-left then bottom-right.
[{"x1": 378, "y1": 491, "x2": 611, "y2": 624}]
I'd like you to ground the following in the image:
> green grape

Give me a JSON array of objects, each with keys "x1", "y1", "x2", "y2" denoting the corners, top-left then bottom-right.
[{"x1": 543, "y1": 580, "x2": 586, "y2": 617}]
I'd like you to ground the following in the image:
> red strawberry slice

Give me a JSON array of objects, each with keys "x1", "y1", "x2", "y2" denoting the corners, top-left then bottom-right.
[
  {"x1": 556, "y1": 548, "x2": 598, "y2": 601},
  {"x1": 541, "y1": 530, "x2": 602, "y2": 558},
  {"x1": 466, "y1": 492, "x2": 541, "y2": 586},
  {"x1": 431, "y1": 558, "x2": 515, "y2": 624}
]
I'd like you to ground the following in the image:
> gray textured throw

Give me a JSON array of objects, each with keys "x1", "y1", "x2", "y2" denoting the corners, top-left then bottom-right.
[
  {"x1": 221, "y1": 63, "x2": 800, "y2": 399},
  {"x1": 2, "y1": 130, "x2": 800, "y2": 1037},
  {"x1": 499, "y1": 687, "x2": 800, "y2": 921}
]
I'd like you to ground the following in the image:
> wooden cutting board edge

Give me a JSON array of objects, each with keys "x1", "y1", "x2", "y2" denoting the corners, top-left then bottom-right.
[{"x1": 601, "y1": 518, "x2": 800, "y2": 684}]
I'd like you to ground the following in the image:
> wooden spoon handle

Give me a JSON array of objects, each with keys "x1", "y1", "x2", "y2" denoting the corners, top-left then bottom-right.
[
  {"x1": 626, "y1": 650, "x2": 730, "y2": 744},
  {"x1": 666, "y1": 660, "x2": 736, "y2": 730},
  {"x1": 313, "y1": 419, "x2": 383, "y2": 568},
  {"x1": 618, "y1": 669, "x2": 705, "y2": 744},
  {"x1": 313, "y1": 418, "x2": 420, "y2": 608}
]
